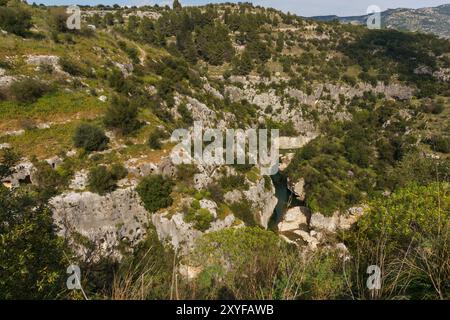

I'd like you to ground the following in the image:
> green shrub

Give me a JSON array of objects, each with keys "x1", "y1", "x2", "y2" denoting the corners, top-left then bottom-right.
[
  {"x1": 229, "y1": 199, "x2": 255, "y2": 226},
  {"x1": 32, "y1": 161, "x2": 66, "y2": 197},
  {"x1": 427, "y1": 136, "x2": 450, "y2": 153},
  {"x1": 219, "y1": 174, "x2": 248, "y2": 192},
  {"x1": 148, "y1": 128, "x2": 167, "y2": 150},
  {"x1": 48, "y1": 7, "x2": 69, "y2": 33},
  {"x1": 136, "y1": 175, "x2": 173, "y2": 213},
  {"x1": 110, "y1": 164, "x2": 128, "y2": 180},
  {"x1": 421, "y1": 101, "x2": 444, "y2": 115},
  {"x1": 10, "y1": 79, "x2": 49, "y2": 103},
  {"x1": 0, "y1": 7, "x2": 32, "y2": 36},
  {"x1": 60, "y1": 57, "x2": 85, "y2": 76},
  {"x1": 88, "y1": 166, "x2": 117, "y2": 195},
  {"x1": 185, "y1": 206, "x2": 214, "y2": 232},
  {"x1": 104, "y1": 95, "x2": 141, "y2": 135},
  {"x1": 73, "y1": 123, "x2": 109, "y2": 152}
]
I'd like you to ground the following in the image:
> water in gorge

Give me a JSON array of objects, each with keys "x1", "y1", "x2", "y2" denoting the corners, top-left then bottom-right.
[{"x1": 268, "y1": 172, "x2": 303, "y2": 230}]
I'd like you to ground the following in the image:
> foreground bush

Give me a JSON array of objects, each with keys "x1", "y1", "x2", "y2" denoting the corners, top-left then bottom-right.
[
  {"x1": 73, "y1": 123, "x2": 109, "y2": 152},
  {"x1": 136, "y1": 175, "x2": 173, "y2": 213},
  {"x1": 346, "y1": 183, "x2": 450, "y2": 299}
]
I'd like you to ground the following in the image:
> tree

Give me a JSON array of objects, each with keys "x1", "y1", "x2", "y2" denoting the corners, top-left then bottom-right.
[
  {"x1": 173, "y1": 0, "x2": 182, "y2": 11},
  {"x1": 104, "y1": 12, "x2": 115, "y2": 26},
  {"x1": 232, "y1": 51, "x2": 253, "y2": 76},
  {"x1": 276, "y1": 34, "x2": 284, "y2": 52},
  {"x1": 0, "y1": 182, "x2": 68, "y2": 299},
  {"x1": 136, "y1": 175, "x2": 173, "y2": 213},
  {"x1": 48, "y1": 7, "x2": 70, "y2": 33},
  {"x1": 104, "y1": 95, "x2": 141, "y2": 135},
  {"x1": 73, "y1": 123, "x2": 109, "y2": 152}
]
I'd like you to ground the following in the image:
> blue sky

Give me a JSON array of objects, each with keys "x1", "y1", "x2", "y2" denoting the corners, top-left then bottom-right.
[{"x1": 33, "y1": 0, "x2": 450, "y2": 17}]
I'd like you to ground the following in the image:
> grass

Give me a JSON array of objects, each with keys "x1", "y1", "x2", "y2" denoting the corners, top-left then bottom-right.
[
  {"x1": 0, "y1": 91, "x2": 106, "y2": 131},
  {"x1": 0, "y1": 122, "x2": 78, "y2": 159}
]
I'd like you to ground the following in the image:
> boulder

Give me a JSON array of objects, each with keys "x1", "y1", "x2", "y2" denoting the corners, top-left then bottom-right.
[
  {"x1": 310, "y1": 212, "x2": 339, "y2": 232},
  {"x1": 277, "y1": 206, "x2": 309, "y2": 232}
]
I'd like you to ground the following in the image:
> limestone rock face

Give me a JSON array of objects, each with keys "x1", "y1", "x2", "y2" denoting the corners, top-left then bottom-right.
[
  {"x1": 243, "y1": 176, "x2": 277, "y2": 229},
  {"x1": 310, "y1": 212, "x2": 339, "y2": 232},
  {"x1": 277, "y1": 207, "x2": 309, "y2": 232},
  {"x1": 69, "y1": 170, "x2": 89, "y2": 191},
  {"x1": 0, "y1": 75, "x2": 16, "y2": 88},
  {"x1": 151, "y1": 212, "x2": 238, "y2": 254},
  {"x1": 277, "y1": 136, "x2": 314, "y2": 150},
  {"x1": 1, "y1": 161, "x2": 35, "y2": 188},
  {"x1": 50, "y1": 188, "x2": 149, "y2": 260},
  {"x1": 310, "y1": 207, "x2": 365, "y2": 233},
  {"x1": 289, "y1": 178, "x2": 306, "y2": 201},
  {"x1": 26, "y1": 55, "x2": 65, "y2": 74}
]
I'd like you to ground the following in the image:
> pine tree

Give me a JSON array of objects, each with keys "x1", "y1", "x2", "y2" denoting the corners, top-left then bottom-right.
[{"x1": 173, "y1": 0, "x2": 182, "y2": 11}]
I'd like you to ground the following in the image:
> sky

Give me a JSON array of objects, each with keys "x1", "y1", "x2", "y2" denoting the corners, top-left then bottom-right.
[{"x1": 33, "y1": 0, "x2": 450, "y2": 17}]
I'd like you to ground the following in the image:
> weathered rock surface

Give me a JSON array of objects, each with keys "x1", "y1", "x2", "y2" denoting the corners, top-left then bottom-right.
[
  {"x1": 277, "y1": 206, "x2": 309, "y2": 232},
  {"x1": 51, "y1": 188, "x2": 149, "y2": 260}
]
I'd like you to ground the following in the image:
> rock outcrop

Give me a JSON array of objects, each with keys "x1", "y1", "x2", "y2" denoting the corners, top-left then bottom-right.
[
  {"x1": 277, "y1": 206, "x2": 309, "y2": 232},
  {"x1": 51, "y1": 188, "x2": 149, "y2": 261}
]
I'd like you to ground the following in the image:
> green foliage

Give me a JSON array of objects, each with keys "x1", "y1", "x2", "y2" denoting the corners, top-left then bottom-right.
[
  {"x1": 0, "y1": 6, "x2": 32, "y2": 36},
  {"x1": 219, "y1": 174, "x2": 248, "y2": 192},
  {"x1": 185, "y1": 206, "x2": 214, "y2": 232},
  {"x1": 0, "y1": 148, "x2": 19, "y2": 179},
  {"x1": 0, "y1": 188, "x2": 69, "y2": 299},
  {"x1": 88, "y1": 166, "x2": 117, "y2": 195},
  {"x1": 10, "y1": 79, "x2": 49, "y2": 103},
  {"x1": 346, "y1": 183, "x2": 450, "y2": 299},
  {"x1": 232, "y1": 51, "x2": 253, "y2": 76},
  {"x1": 73, "y1": 123, "x2": 109, "y2": 152},
  {"x1": 60, "y1": 57, "x2": 86, "y2": 77},
  {"x1": 148, "y1": 127, "x2": 168, "y2": 150},
  {"x1": 426, "y1": 136, "x2": 450, "y2": 153},
  {"x1": 48, "y1": 7, "x2": 70, "y2": 33},
  {"x1": 136, "y1": 175, "x2": 173, "y2": 213},
  {"x1": 32, "y1": 161, "x2": 67, "y2": 197},
  {"x1": 229, "y1": 199, "x2": 255, "y2": 226},
  {"x1": 104, "y1": 95, "x2": 141, "y2": 135}
]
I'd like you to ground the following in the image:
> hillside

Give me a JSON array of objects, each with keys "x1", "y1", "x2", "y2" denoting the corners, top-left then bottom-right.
[
  {"x1": 0, "y1": 1, "x2": 449, "y2": 300},
  {"x1": 312, "y1": 4, "x2": 450, "y2": 38}
]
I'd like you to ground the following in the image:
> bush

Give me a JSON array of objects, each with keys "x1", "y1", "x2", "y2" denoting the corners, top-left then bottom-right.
[
  {"x1": 110, "y1": 164, "x2": 128, "y2": 180},
  {"x1": 32, "y1": 161, "x2": 66, "y2": 197},
  {"x1": 10, "y1": 79, "x2": 49, "y2": 103},
  {"x1": 73, "y1": 123, "x2": 109, "y2": 152},
  {"x1": 185, "y1": 206, "x2": 214, "y2": 232},
  {"x1": 104, "y1": 95, "x2": 141, "y2": 135},
  {"x1": 136, "y1": 175, "x2": 173, "y2": 213},
  {"x1": 219, "y1": 174, "x2": 248, "y2": 192},
  {"x1": 0, "y1": 7, "x2": 32, "y2": 36},
  {"x1": 229, "y1": 199, "x2": 255, "y2": 226},
  {"x1": 347, "y1": 183, "x2": 450, "y2": 299},
  {"x1": 421, "y1": 101, "x2": 444, "y2": 115},
  {"x1": 427, "y1": 136, "x2": 450, "y2": 153},
  {"x1": 88, "y1": 166, "x2": 117, "y2": 195},
  {"x1": 48, "y1": 7, "x2": 69, "y2": 33},
  {"x1": 148, "y1": 128, "x2": 167, "y2": 150},
  {"x1": 60, "y1": 57, "x2": 84, "y2": 76}
]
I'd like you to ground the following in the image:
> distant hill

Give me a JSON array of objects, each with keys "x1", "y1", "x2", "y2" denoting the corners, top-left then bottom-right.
[{"x1": 311, "y1": 4, "x2": 450, "y2": 38}]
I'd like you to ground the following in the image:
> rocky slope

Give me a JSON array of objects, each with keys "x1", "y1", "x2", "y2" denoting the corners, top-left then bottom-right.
[{"x1": 312, "y1": 4, "x2": 450, "y2": 38}]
